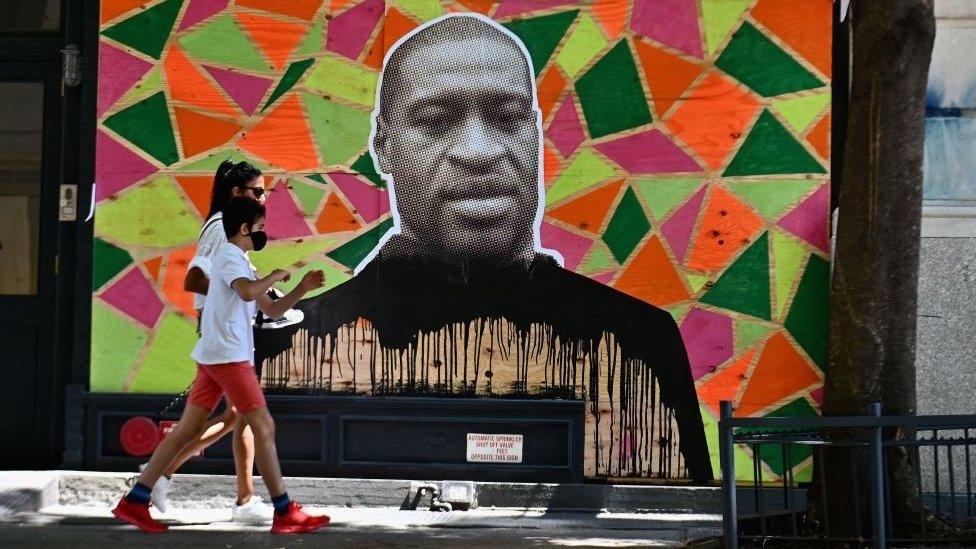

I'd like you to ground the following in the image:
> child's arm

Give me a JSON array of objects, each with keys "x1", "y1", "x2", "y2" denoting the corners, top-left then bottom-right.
[
  {"x1": 255, "y1": 270, "x2": 325, "y2": 319},
  {"x1": 231, "y1": 269, "x2": 291, "y2": 302}
]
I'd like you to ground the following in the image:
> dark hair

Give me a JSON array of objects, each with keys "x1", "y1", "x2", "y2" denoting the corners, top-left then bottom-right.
[
  {"x1": 222, "y1": 197, "x2": 266, "y2": 239},
  {"x1": 207, "y1": 160, "x2": 263, "y2": 219}
]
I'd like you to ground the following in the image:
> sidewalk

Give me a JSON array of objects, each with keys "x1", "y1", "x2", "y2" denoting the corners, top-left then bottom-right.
[{"x1": 0, "y1": 471, "x2": 725, "y2": 548}]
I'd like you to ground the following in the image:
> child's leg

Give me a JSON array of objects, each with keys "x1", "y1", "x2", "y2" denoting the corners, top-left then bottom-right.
[
  {"x1": 232, "y1": 421, "x2": 256, "y2": 503},
  {"x1": 241, "y1": 407, "x2": 285, "y2": 498},
  {"x1": 137, "y1": 404, "x2": 212, "y2": 488}
]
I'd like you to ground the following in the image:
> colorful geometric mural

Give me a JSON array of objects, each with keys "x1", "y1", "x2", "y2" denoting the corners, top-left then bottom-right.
[{"x1": 93, "y1": 0, "x2": 832, "y2": 481}]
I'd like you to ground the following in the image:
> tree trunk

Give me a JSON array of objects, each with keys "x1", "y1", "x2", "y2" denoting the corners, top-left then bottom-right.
[{"x1": 812, "y1": 0, "x2": 935, "y2": 541}]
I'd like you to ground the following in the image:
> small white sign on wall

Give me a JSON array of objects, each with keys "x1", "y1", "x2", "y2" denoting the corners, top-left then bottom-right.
[{"x1": 466, "y1": 433, "x2": 523, "y2": 463}]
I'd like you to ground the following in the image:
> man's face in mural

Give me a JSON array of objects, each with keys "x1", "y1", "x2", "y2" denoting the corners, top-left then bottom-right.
[{"x1": 373, "y1": 20, "x2": 541, "y2": 260}]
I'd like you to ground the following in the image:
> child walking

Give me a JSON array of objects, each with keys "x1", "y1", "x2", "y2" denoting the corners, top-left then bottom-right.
[{"x1": 113, "y1": 198, "x2": 330, "y2": 534}]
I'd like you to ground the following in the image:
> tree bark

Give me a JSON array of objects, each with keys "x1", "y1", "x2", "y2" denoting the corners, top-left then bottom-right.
[{"x1": 812, "y1": 0, "x2": 935, "y2": 540}]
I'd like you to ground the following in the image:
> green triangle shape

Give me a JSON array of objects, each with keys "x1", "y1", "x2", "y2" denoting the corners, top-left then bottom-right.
[
  {"x1": 771, "y1": 92, "x2": 830, "y2": 133},
  {"x1": 391, "y1": 0, "x2": 443, "y2": 21},
  {"x1": 700, "y1": 231, "x2": 771, "y2": 320},
  {"x1": 734, "y1": 318, "x2": 772, "y2": 355},
  {"x1": 701, "y1": 0, "x2": 751, "y2": 55},
  {"x1": 351, "y1": 152, "x2": 385, "y2": 188},
  {"x1": 772, "y1": 229, "x2": 807, "y2": 319},
  {"x1": 90, "y1": 302, "x2": 148, "y2": 392},
  {"x1": 130, "y1": 313, "x2": 198, "y2": 392},
  {"x1": 176, "y1": 148, "x2": 269, "y2": 172},
  {"x1": 272, "y1": 260, "x2": 351, "y2": 299},
  {"x1": 103, "y1": 92, "x2": 179, "y2": 166},
  {"x1": 715, "y1": 22, "x2": 824, "y2": 97},
  {"x1": 328, "y1": 217, "x2": 395, "y2": 269},
  {"x1": 546, "y1": 149, "x2": 617, "y2": 206},
  {"x1": 576, "y1": 40, "x2": 653, "y2": 138},
  {"x1": 724, "y1": 110, "x2": 826, "y2": 176},
  {"x1": 118, "y1": 67, "x2": 163, "y2": 107},
  {"x1": 602, "y1": 187, "x2": 651, "y2": 263},
  {"x1": 250, "y1": 236, "x2": 343, "y2": 274},
  {"x1": 784, "y1": 254, "x2": 829, "y2": 368},
  {"x1": 667, "y1": 303, "x2": 693, "y2": 324},
  {"x1": 503, "y1": 11, "x2": 579, "y2": 76},
  {"x1": 578, "y1": 241, "x2": 616, "y2": 274},
  {"x1": 262, "y1": 58, "x2": 315, "y2": 112},
  {"x1": 686, "y1": 272, "x2": 709, "y2": 293},
  {"x1": 288, "y1": 179, "x2": 327, "y2": 216},
  {"x1": 725, "y1": 179, "x2": 819, "y2": 219},
  {"x1": 307, "y1": 174, "x2": 327, "y2": 184},
  {"x1": 179, "y1": 14, "x2": 271, "y2": 73},
  {"x1": 302, "y1": 92, "x2": 371, "y2": 166},
  {"x1": 633, "y1": 177, "x2": 703, "y2": 220},
  {"x1": 296, "y1": 16, "x2": 324, "y2": 57},
  {"x1": 101, "y1": 0, "x2": 183, "y2": 59},
  {"x1": 93, "y1": 238, "x2": 134, "y2": 291},
  {"x1": 737, "y1": 398, "x2": 816, "y2": 475}
]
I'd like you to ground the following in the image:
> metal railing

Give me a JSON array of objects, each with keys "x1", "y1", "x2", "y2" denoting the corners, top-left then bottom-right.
[{"x1": 719, "y1": 400, "x2": 976, "y2": 548}]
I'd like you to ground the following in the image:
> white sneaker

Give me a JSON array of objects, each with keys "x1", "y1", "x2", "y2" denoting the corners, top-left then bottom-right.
[
  {"x1": 232, "y1": 495, "x2": 274, "y2": 524},
  {"x1": 137, "y1": 463, "x2": 172, "y2": 513}
]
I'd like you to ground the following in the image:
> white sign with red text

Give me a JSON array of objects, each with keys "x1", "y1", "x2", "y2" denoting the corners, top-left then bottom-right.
[{"x1": 466, "y1": 433, "x2": 523, "y2": 463}]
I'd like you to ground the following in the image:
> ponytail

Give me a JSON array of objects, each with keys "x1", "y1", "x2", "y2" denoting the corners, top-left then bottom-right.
[{"x1": 206, "y1": 160, "x2": 263, "y2": 219}]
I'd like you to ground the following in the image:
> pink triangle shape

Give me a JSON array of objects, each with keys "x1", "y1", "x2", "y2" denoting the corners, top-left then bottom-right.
[
  {"x1": 590, "y1": 271, "x2": 616, "y2": 285},
  {"x1": 329, "y1": 172, "x2": 390, "y2": 223},
  {"x1": 264, "y1": 179, "x2": 313, "y2": 238},
  {"x1": 98, "y1": 41, "x2": 153, "y2": 118},
  {"x1": 95, "y1": 130, "x2": 159, "y2": 202},
  {"x1": 494, "y1": 0, "x2": 579, "y2": 18},
  {"x1": 100, "y1": 268, "x2": 164, "y2": 328},
  {"x1": 549, "y1": 97, "x2": 585, "y2": 158},
  {"x1": 178, "y1": 0, "x2": 228, "y2": 32},
  {"x1": 594, "y1": 129, "x2": 701, "y2": 174},
  {"x1": 631, "y1": 0, "x2": 703, "y2": 59},
  {"x1": 778, "y1": 184, "x2": 830, "y2": 252},
  {"x1": 661, "y1": 184, "x2": 706, "y2": 263},
  {"x1": 679, "y1": 307, "x2": 733, "y2": 380},
  {"x1": 326, "y1": 0, "x2": 384, "y2": 60},
  {"x1": 203, "y1": 65, "x2": 273, "y2": 116},
  {"x1": 541, "y1": 222, "x2": 593, "y2": 270}
]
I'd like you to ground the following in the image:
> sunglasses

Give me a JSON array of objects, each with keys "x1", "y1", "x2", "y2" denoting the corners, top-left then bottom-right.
[{"x1": 243, "y1": 186, "x2": 266, "y2": 198}]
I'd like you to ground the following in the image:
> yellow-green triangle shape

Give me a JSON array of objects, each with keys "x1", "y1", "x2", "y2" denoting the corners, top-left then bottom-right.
[
  {"x1": 686, "y1": 272, "x2": 709, "y2": 293},
  {"x1": 667, "y1": 303, "x2": 693, "y2": 323},
  {"x1": 578, "y1": 240, "x2": 616, "y2": 274},
  {"x1": 725, "y1": 179, "x2": 819, "y2": 220},
  {"x1": 771, "y1": 92, "x2": 830, "y2": 133},
  {"x1": 633, "y1": 177, "x2": 703, "y2": 221},
  {"x1": 701, "y1": 0, "x2": 751, "y2": 55},
  {"x1": 772, "y1": 229, "x2": 808, "y2": 320},
  {"x1": 391, "y1": 0, "x2": 442, "y2": 21},
  {"x1": 735, "y1": 318, "x2": 772, "y2": 355},
  {"x1": 701, "y1": 407, "x2": 776, "y2": 482},
  {"x1": 118, "y1": 67, "x2": 163, "y2": 108}
]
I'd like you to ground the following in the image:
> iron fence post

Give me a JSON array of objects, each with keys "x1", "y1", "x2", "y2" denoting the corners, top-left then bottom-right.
[
  {"x1": 870, "y1": 402, "x2": 886, "y2": 549},
  {"x1": 720, "y1": 400, "x2": 738, "y2": 549}
]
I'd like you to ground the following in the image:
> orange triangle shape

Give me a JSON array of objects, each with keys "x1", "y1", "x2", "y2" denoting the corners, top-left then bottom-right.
[
  {"x1": 544, "y1": 144, "x2": 561, "y2": 184},
  {"x1": 236, "y1": 0, "x2": 323, "y2": 21},
  {"x1": 613, "y1": 235, "x2": 690, "y2": 307},
  {"x1": 735, "y1": 332, "x2": 820, "y2": 417},
  {"x1": 687, "y1": 186, "x2": 765, "y2": 272},
  {"x1": 329, "y1": 0, "x2": 356, "y2": 14},
  {"x1": 174, "y1": 107, "x2": 243, "y2": 158},
  {"x1": 143, "y1": 256, "x2": 163, "y2": 282},
  {"x1": 175, "y1": 175, "x2": 216, "y2": 218},
  {"x1": 162, "y1": 246, "x2": 198, "y2": 318},
  {"x1": 634, "y1": 38, "x2": 705, "y2": 120},
  {"x1": 697, "y1": 348, "x2": 756, "y2": 416},
  {"x1": 362, "y1": 34, "x2": 385, "y2": 70},
  {"x1": 239, "y1": 95, "x2": 320, "y2": 171},
  {"x1": 456, "y1": 0, "x2": 494, "y2": 15},
  {"x1": 383, "y1": 7, "x2": 419, "y2": 50},
  {"x1": 805, "y1": 113, "x2": 830, "y2": 160},
  {"x1": 548, "y1": 179, "x2": 623, "y2": 233},
  {"x1": 315, "y1": 192, "x2": 362, "y2": 233},
  {"x1": 236, "y1": 12, "x2": 308, "y2": 71},
  {"x1": 752, "y1": 0, "x2": 832, "y2": 77},
  {"x1": 101, "y1": 0, "x2": 148, "y2": 24},
  {"x1": 537, "y1": 65, "x2": 567, "y2": 122},
  {"x1": 592, "y1": 0, "x2": 627, "y2": 40},
  {"x1": 163, "y1": 45, "x2": 238, "y2": 117}
]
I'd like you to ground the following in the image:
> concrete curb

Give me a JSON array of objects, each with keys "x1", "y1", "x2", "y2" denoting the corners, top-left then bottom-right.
[{"x1": 0, "y1": 472, "x2": 59, "y2": 516}]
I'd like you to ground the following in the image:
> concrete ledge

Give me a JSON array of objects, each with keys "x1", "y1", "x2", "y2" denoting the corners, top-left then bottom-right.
[{"x1": 0, "y1": 471, "x2": 59, "y2": 515}]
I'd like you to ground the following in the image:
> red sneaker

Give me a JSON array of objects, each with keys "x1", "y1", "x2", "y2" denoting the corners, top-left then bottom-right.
[
  {"x1": 270, "y1": 502, "x2": 330, "y2": 534},
  {"x1": 112, "y1": 498, "x2": 168, "y2": 533}
]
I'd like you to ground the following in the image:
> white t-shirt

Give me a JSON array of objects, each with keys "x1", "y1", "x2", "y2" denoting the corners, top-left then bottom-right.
[
  {"x1": 191, "y1": 243, "x2": 258, "y2": 365},
  {"x1": 188, "y1": 213, "x2": 227, "y2": 311}
]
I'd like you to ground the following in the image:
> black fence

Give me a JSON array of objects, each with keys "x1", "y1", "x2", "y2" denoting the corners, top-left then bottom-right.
[{"x1": 719, "y1": 401, "x2": 976, "y2": 548}]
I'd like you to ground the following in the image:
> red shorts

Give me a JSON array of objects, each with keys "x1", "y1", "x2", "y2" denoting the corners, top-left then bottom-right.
[{"x1": 186, "y1": 361, "x2": 266, "y2": 414}]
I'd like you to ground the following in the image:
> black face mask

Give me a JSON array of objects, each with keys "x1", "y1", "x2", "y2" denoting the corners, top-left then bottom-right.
[{"x1": 248, "y1": 230, "x2": 268, "y2": 251}]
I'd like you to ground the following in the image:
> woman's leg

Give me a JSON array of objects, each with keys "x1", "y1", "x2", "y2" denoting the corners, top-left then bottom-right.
[
  {"x1": 137, "y1": 404, "x2": 212, "y2": 488},
  {"x1": 162, "y1": 405, "x2": 237, "y2": 476},
  {"x1": 232, "y1": 420, "x2": 256, "y2": 504}
]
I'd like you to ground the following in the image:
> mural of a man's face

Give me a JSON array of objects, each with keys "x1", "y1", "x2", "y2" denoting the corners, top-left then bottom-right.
[{"x1": 372, "y1": 17, "x2": 541, "y2": 261}]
